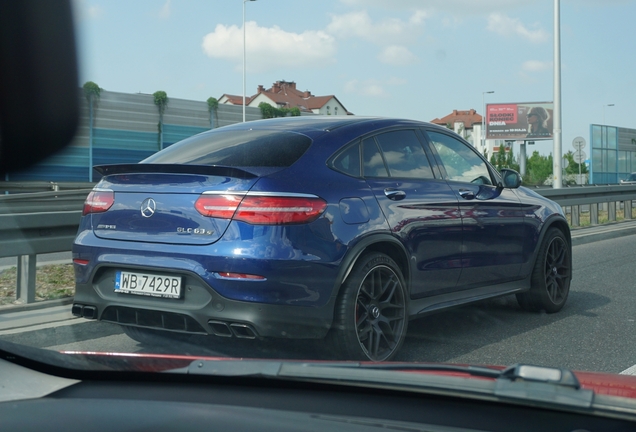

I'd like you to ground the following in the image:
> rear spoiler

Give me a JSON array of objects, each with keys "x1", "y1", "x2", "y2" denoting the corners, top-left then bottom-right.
[{"x1": 93, "y1": 164, "x2": 257, "y2": 179}]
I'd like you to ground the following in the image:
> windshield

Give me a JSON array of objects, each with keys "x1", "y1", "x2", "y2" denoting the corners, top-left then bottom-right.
[
  {"x1": 143, "y1": 129, "x2": 312, "y2": 167},
  {"x1": 3, "y1": 0, "x2": 636, "y2": 410}
]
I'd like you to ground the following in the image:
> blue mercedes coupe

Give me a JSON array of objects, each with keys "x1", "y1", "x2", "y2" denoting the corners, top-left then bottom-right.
[{"x1": 72, "y1": 116, "x2": 571, "y2": 361}]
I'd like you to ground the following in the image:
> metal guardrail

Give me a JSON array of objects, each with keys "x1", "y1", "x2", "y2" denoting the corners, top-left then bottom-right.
[
  {"x1": 539, "y1": 184, "x2": 636, "y2": 226},
  {"x1": 0, "y1": 181, "x2": 95, "y2": 194},
  {"x1": 2, "y1": 183, "x2": 636, "y2": 305},
  {"x1": 0, "y1": 189, "x2": 90, "y2": 304}
]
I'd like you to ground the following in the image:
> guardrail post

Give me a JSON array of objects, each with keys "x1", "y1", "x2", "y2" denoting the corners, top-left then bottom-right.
[
  {"x1": 609, "y1": 201, "x2": 616, "y2": 222},
  {"x1": 625, "y1": 200, "x2": 633, "y2": 220},
  {"x1": 16, "y1": 255, "x2": 36, "y2": 304},
  {"x1": 591, "y1": 203, "x2": 599, "y2": 225},
  {"x1": 571, "y1": 205, "x2": 580, "y2": 227}
]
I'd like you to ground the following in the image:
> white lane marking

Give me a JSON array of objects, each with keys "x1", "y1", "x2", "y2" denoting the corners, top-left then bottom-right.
[{"x1": 620, "y1": 364, "x2": 636, "y2": 375}]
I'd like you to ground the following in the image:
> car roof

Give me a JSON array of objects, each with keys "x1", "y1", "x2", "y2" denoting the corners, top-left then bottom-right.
[
  {"x1": 218, "y1": 116, "x2": 439, "y2": 132},
  {"x1": 213, "y1": 116, "x2": 452, "y2": 142}
]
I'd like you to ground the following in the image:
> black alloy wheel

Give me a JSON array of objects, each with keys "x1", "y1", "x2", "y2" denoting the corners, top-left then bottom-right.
[
  {"x1": 517, "y1": 228, "x2": 571, "y2": 313},
  {"x1": 329, "y1": 253, "x2": 408, "y2": 361}
]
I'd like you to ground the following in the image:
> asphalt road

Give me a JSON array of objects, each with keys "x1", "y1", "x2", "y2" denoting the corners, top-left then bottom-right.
[{"x1": 2, "y1": 235, "x2": 635, "y2": 373}]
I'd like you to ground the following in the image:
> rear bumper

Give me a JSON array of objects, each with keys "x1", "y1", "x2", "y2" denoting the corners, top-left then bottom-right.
[
  {"x1": 72, "y1": 255, "x2": 338, "y2": 339},
  {"x1": 72, "y1": 223, "x2": 345, "y2": 338},
  {"x1": 72, "y1": 294, "x2": 336, "y2": 339}
]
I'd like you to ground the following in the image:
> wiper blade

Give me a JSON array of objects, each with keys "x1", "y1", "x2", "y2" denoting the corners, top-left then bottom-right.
[
  {"x1": 324, "y1": 362, "x2": 503, "y2": 378},
  {"x1": 179, "y1": 359, "x2": 594, "y2": 409},
  {"x1": 177, "y1": 360, "x2": 501, "y2": 378}
]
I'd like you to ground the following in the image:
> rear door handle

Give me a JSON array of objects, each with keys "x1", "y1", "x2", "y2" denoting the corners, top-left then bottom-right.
[
  {"x1": 384, "y1": 189, "x2": 406, "y2": 201},
  {"x1": 458, "y1": 189, "x2": 475, "y2": 200}
]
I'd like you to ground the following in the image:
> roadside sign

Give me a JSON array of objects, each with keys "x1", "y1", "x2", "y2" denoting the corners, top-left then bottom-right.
[
  {"x1": 573, "y1": 150, "x2": 587, "y2": 164},
  {"x1": 572, "y1": 136, "x2": 586, "y2": 150},
  {"x1": 562, "y1": 158, "x2": 569, "y2": 169}
]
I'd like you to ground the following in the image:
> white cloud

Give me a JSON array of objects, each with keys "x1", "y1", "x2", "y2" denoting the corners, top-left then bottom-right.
[
  {"x1": 159, "y1": 0, "x2": 171, "y2": 20},
  {"x1": 410, "y1": 10, "x2": 429, "y2": 25},
  {"x1": 201, "y1": 22, "x2": 336, "y2": 73},
  {"x1": 487, "y1": 13, "x2": 549, "y2": 43},
  {"x1": 327, "y1": 10, "x2": 424, "y2": 45},
  {"x1": 522, "y1": 60, "x2": 552, "y2": 72},
  {"x1": 378, "y1": 46, "x2": 418, "y2": 66}
]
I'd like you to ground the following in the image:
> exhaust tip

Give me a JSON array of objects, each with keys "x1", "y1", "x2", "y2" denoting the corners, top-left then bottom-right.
[
  {"x1": 72, "y1": 303, "x2": 98, "y2": 319},
  {"x1": 230, "y1": 323, "x2": 257, "y2": 339},
  {"x1": 208, "y1": 320, "x2": 233, "y2": 337}
]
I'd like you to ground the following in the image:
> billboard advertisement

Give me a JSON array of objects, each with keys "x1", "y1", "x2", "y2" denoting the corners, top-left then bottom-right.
[{"x1": 486, "y1": 102, "x2": 553, "y2": 140}]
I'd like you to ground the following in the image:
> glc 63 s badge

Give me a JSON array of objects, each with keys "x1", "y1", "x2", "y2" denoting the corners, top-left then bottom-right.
[{"x1": 176, "y1": 227, "x2": 214, "y2": 235}]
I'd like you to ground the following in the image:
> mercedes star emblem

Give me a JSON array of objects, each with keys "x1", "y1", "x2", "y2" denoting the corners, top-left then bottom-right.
[{"x1": 140, "y1": 198, "x2": 157, "y2": 218}]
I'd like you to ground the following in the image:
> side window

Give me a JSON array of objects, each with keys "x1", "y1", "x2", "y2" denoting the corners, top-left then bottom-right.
[
  {"x1": 426, "y1": 131, "x2": 493, "y2": 185},
  {"x1": 332, "y1": 143, "x2": 361, "y2": 177},
  {"x1": 362, "y1": 137, "x2": 389, "y2": 177},
  {"x1": 374, "y1": 130, "x2": 434, "y2": 179}
]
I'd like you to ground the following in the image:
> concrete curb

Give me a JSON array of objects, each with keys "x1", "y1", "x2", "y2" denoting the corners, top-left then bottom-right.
[
  {"x1": 0, "y1": 297, "x2": 73, "y2": 315},
  {"x1": 571, "y1": 220, "x2": 636, "y2": 246}
]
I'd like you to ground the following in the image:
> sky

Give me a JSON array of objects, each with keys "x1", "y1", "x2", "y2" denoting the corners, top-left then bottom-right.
[{"x1": 72, "y1": 0, "x2": 636, "y2": 157}]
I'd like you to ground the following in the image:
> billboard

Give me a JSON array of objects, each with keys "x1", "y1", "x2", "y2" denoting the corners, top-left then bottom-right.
[{"x1": 486, "y1": 102, "x2": 553, "y2": 140}]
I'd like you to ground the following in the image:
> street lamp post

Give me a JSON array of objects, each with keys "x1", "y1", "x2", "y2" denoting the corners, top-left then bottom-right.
[
  {"x1": 243, "y1": 0, "x2": 256, "y2": 123},
  {"x1": 553, "y1": 0, "x2": 563, "y2": 189},
  {"x1": 603, "y1": 103, "x2": 614, "y2": 125},
  {"x1": 482, "y1": 91, "x2": 494, "y2": 155}
]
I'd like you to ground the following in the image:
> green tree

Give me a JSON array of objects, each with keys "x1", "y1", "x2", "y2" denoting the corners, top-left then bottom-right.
[
  {"x1": 258, "y1": 103, "x2": 299, "y2": 119},
  {"x1": 83, "y1": 81, "x2": 101, "y2": 181},
  {"x1": 563, "y1": 150, "x2": 588, "y2": 175},
  {"x1": 153, "y1": 91, "x2": 169, "y2": 149},
  {"x1": 525, "y1": 151, "x2": 553, "y2": 186},
  {"x1": 259, "y1": 102, "x2": 276, "y2": 119},
  {"x1": 505, "y1": 147, "x2": 520, "y2": 172},
  {"x1": 489, "y1": 144, "x2": 519, "y2": 173},
  {"x1": 207, "y1": 97, "x2": 219, "y2": 129}
]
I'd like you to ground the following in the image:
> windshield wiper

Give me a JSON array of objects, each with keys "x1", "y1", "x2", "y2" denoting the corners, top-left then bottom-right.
[{"x1": 178, "y1": 359, "x2": 593, "y2": 409}]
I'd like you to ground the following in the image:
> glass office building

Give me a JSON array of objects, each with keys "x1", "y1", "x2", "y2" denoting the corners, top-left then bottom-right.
[{"x1": 590, "y1": 125, "x2": 636, "y2": 184}]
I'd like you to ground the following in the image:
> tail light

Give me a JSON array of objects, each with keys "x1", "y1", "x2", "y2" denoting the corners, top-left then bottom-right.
[
  {"x1": 83, "y1": 189, "x2": 114, "y2": 215},
  {"x1": 195, "y1": 194, "x2": 327, "y2": 225},
  {"x1": 194, "y1": 194, "x2": 243, "y2": 219}
]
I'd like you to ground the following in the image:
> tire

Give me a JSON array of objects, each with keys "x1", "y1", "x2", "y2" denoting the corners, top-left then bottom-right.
[
  {"x1": 121, "y1": 325, "x2": 192, "y2": 345},
  {"x1": 329, "y1": 252, "x2": 408, "y2": 361},
  {"x1": 516, "y1": 228, "x2": 572, "y2": 313}
]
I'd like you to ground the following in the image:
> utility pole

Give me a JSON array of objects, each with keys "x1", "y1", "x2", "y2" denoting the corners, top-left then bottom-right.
[{"x1": 552, "y1": 0, "x2": 563, "y2": 189}]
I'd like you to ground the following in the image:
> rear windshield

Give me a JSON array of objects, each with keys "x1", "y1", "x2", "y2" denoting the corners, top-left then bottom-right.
[{"x1": 142, "y1": 130, "x2": 312, "y2": 167}]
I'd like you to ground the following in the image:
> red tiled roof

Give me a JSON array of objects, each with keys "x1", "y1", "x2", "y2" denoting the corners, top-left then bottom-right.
[
  {"x1": 431, "y1": 109, "x2": 482, "y2": 128},
  {"x1": 220, "y1": 81, "x2": 351, "y2": 114},
  {"x1": 220, "y1": 94, "x2": 253, "y2": 105}
]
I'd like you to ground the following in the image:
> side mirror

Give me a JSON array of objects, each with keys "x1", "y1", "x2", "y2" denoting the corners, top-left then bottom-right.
[{"x1": 499, "y1": 168, "x2": 522, "y2": 189}]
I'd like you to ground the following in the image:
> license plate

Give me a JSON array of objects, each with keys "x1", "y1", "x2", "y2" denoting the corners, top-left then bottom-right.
[{"x1": 115, "y1": 271, "x2": 182, "y2": 299}]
